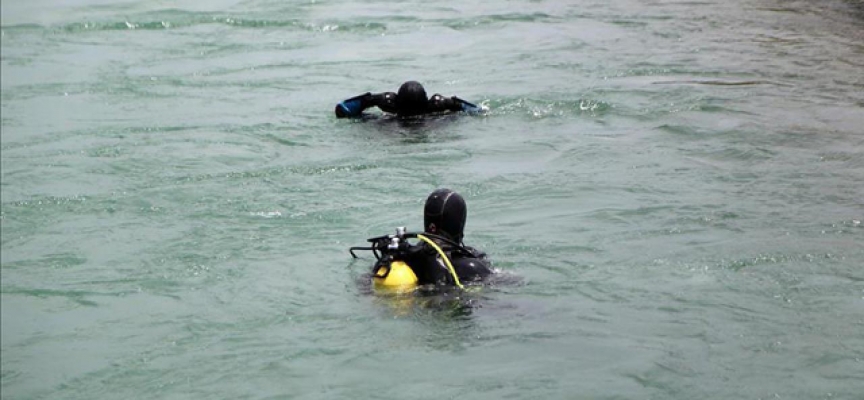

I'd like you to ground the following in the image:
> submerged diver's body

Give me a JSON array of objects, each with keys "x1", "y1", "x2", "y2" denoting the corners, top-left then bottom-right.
[
  {"x1": 372, "y1": 189, "x2": 492, "y2": 286},
  {"x1": 335, "y1": 81, "x2": 483, "y2": 119}
]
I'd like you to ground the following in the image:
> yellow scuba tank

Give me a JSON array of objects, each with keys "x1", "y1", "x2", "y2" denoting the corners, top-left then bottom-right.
[{"x1": 372, "y1": 260, "x2": 418, "y2": 292}]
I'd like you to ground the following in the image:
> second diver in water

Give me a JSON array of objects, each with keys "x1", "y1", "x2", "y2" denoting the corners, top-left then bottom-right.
[
  {"x1": 350, "y1": 188, "x2": 493, "y2": 289},
  {"x1": 335, "y1": 81, "x2": 484, "y2": 119}
]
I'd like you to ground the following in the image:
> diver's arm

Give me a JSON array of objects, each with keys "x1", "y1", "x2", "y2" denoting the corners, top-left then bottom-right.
[
  {"x1": 334, "y1": 92, "x2": 398, "y2": 118},
  {"x1": 428, "y1": 94, "x2": 484, "y2": 114},
  {"x1": 452, "y1": 256, "x2": 492, "y2": 282},
  {"x1": 450, "y1": 243, "x2": 492, "y2": 282},
  {"x1": 372, "y1": 92, "x2": 399, "y2": 114}
]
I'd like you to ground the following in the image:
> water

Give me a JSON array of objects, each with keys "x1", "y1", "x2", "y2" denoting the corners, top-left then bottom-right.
[{"x1": 2, "y1": 0, "x2": 863, "y2": 398}]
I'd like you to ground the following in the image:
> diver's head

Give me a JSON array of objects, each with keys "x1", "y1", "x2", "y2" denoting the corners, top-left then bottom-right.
[
  {"x1": 424, "y1": 188, "x2": 467, "y2": 242},
  {"x1": 396, "y1": 81, "x2": 428, "y2": 116}
]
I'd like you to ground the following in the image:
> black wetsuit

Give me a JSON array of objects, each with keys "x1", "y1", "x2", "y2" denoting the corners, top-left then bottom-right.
[
  {"x1": 373, "y1": 238, "x2": 492, "y2": 286},
  {"x1": 335, "y1": 92, "x2": 482, "y2": 119}
]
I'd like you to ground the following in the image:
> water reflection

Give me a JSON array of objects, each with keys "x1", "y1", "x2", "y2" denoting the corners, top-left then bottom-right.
[{"x1": 352, "y1": 113, "x2": 469, "y2": 142}]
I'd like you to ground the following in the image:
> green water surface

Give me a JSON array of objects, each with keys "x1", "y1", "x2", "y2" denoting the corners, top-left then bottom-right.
[{"x1": 2, "y1": 0, "x2": 863, "y2": 399}]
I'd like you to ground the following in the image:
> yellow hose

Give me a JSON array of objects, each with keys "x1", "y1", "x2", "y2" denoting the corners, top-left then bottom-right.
[{"x1": 416, "y1": 234, "x2": 464, "y2": 289}]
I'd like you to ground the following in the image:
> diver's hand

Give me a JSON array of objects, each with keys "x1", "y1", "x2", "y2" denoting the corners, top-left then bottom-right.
[
  {"x1": 335, "y1": 92, "x2": 372, "y2": 118},
  {"x1": 452, "y1": 96, "x2": 485, "y2": 114},
  {"x1": 335, "y1": 104, "x2": 350, "y2": 118}
]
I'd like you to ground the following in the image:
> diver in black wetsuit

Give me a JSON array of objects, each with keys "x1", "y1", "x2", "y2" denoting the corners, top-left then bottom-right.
[
  {"x1": 335, "y1": 81, "x2": 484, "y2": 119},
  {"x1": 373, "y1": 188, "x2": 493, "y2": 286}
]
